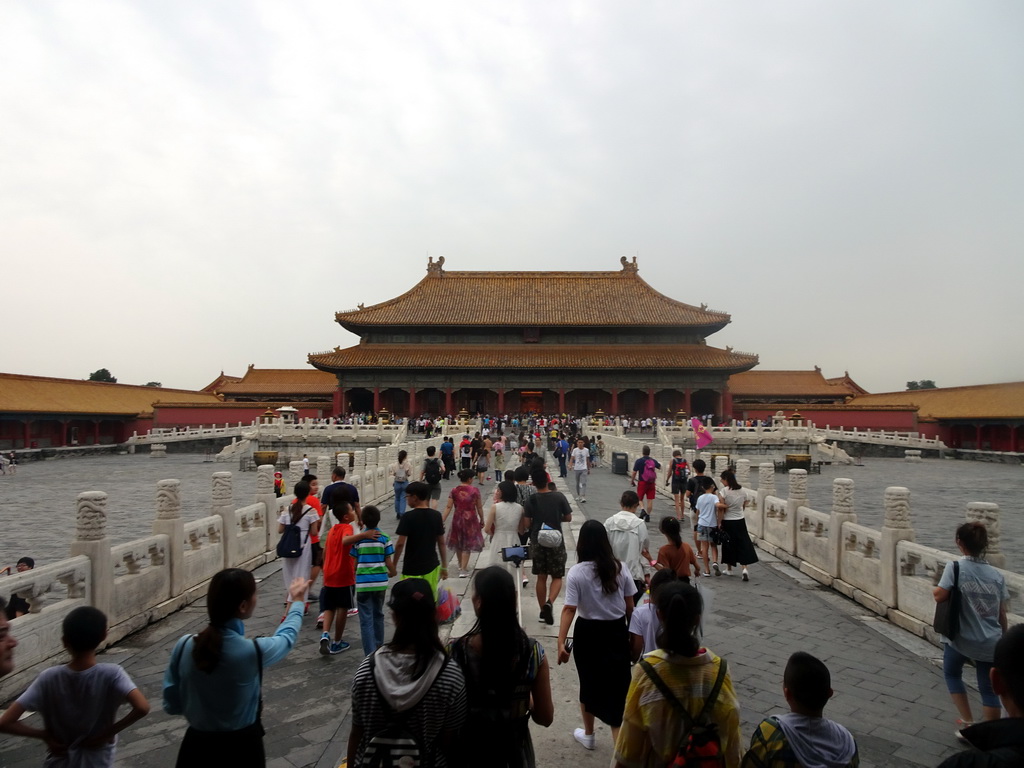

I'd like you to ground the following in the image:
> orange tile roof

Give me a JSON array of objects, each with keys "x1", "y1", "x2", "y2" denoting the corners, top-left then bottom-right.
[
  {"x1": 0, "y1": 373, "x2": 222, "y2": 416},
  {"x1": 201, "y1": 372, "x2": 242, "y2": 393},
  {"x1": 847, "y1": 382, "x2": 1024, "y2": 420},
  {"x1": 217, "y1": 366, "x2": 337, "y2": 396},
  {"x1": 728, "y1": 369, "x2": 863, "y2": 398},
  {"x1": 309, "y1": 344, "x2": 758, "y2": 372},
  {"x1": 334, "y1": 264, "x2": 731, "y2": 331}
]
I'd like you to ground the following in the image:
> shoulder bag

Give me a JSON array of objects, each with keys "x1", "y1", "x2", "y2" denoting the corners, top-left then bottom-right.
[{"x1": 932, "y1": 561, "x2": 960, "y2": 639}]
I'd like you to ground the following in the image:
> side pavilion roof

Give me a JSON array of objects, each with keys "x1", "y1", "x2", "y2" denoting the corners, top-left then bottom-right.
[{"x1": 334, "y1": 259, "x2": 732, "y2": 334}]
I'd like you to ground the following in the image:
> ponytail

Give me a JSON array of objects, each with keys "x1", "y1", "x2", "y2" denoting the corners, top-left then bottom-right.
[
  {"x1": 193, "y1": 568, "x2": 256, "y2": 673},
  {"x1": 655, "y1": 582, "x2": 702, "y2": 657},
  {"x1": 290, "y1": 480, "x2": 311, "y2": 522},
  {"x1": 660, "y1": 516, "x2": 682, "y2": 548}
]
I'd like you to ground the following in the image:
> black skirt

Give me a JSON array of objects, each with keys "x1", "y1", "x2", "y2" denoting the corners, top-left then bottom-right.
[
  {"x1": 573, "y1": 616, "x2": 631, "y2": 727},
  {"x1": 720, "y1": 518, "x2": 759, "y2": 566},
  {"x1": 176, "y1": 723, "x2": 265, "y2": 768}
]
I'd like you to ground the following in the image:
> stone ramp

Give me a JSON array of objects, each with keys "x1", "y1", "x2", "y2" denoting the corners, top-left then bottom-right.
[{"x1": 0, "y1": 466, "x2": 970, "y2": 767}]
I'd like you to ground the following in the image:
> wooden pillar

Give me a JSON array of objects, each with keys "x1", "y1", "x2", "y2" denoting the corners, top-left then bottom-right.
[
  {"x1": 647, "y1": 388, "x2": 655, "y2": 416},
  {"x1": 58, "y1": 420, "x2": 68, "y2": 447},
  {"x1": 22, "y1": 419, "x2": 32, "y2": 449},
  {"x1": 408, "y1": 388, "x2": 416, "y2": 416},
  {"x1": 975, "y1": 424, "x2": 983, "y2": 450},
  {"x1": 497, "y1": 389, "x2": 505, "y2": 413},
  {"x1": 611, "y1": 388, "x2": 619, "y2": 414},
  {"x1": 723, "y1": 390, "x2": 734, "y2": 420},
  {"x1": 684, "y1": 388, "x2": 692, "y2": 414},
  {"x1": 373, "y1": 387, "x2": 380, "y2": 413},
  {"x1": 333, "y1": 386, "x2": 344, "y2": 415},
  {"x1": 558, "y1": 388, "x2": 565, "y2": 413},
  {"x1": 445, "y1": 388, "x2": 453, "y2": 415},
  {"x1": 93, "y1": 420, "x2": 101, "y2": 445}
]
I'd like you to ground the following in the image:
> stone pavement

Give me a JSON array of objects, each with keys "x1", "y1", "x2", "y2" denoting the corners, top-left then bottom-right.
[{"x1": 0, "y1": 459, "x2": 979, "y2": 767}]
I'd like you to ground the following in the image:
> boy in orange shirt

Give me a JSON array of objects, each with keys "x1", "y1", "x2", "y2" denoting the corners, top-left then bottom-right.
[{"x1": 319, "y1": 500, "x2": 378, "y2": 654}]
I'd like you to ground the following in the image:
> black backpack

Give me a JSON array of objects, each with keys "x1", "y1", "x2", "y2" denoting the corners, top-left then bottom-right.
[
  {"x1": 276, "y1": 506, "x2": 308, "y2": 559},
  {"x1": 424, "y1": 458, "x2": 442, "y2": 485},
  {"x1": 361, "y1": 652, "x2": 449, "y2": 767}
]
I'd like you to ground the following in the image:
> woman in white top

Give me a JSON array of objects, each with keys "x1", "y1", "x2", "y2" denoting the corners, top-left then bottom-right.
[
  {"x1": 557, "y1": 520, "x2": 635, "y2": 752},
  {"x1": 390, "y1": 450, "x2": 413, "y2": 518},
  {"x1": 717, "y1": 469, "x2": 758, "y2": 581},
  {"x1": 485, "y1": 481, "x2": 526, "y2": 578},
  {"x1": 276, "y1": 480, "x2": 320, "y2": 612}
]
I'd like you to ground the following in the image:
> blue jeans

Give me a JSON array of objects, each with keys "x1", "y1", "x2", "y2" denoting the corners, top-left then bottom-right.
[
  {"x1": 357, "y1": 591, "x2": 386, "y2": 656},
  {"x1": 393, "y1": 480, "x2": 408, "y2": 517},
  {"x1": 943, "y1": 642, "x2": 998, "y2": 707}
]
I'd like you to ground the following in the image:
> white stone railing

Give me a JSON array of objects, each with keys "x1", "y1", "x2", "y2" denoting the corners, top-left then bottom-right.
[
  {"x1": 745, "y1": 467, "x2": 1021, "y2": 637},
  {"x1": 130, "y1": 418, "x2": 411, "y2": 446},
  {"x1": 813, "y1": 427, "x2": 946, "y2": 449},
  {"x1": 652, "y1": 421, "x2": 947, "y2": 451},
  {"x1": 0, "y1": 440, "x2": 419, "y2": 703}
]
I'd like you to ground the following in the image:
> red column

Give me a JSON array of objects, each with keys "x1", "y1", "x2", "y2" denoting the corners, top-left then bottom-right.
[
  {"x1": 497, "y1": 389, "x2": 505, "y2": 413},
  {"x1": 1011, "y1": 425, "x2": 1018, "y2": 453},
  {"x1": 408, "y1": 388, "x2": 416, "y2": 416},
  {"x1": 93, "y1": 420, "x2": 101, "y2": 445},
  {"x1": 976, "y1": 425, "x2": 983, "y2": 449},
  {"x1": 611, "y1": 388, "x2": 619, "y2": 414},
  {"x1": 723, "y1": 390, "x2": 734, "y2": 420},
  {"x1": 58, "y1": 420, "x2": 68, "y2": 447},
  {"x1": 373, "y1": 387, "x2": 380, "y2": 413},
  {"x1": 647, "y1": 389, "x2": 655, "y2": 416},
  {"x1": 445, "y1": 388, "x2": 453, "y2": 415},
  {"x1": 558, "y1": 389, "x2": 565, "y2": 413},
  {"x1": 332, "y1": 387, "x2": 344, "y2": 415},
  {"x1": 22, "y1": 420, "x2": 32, "y2": 448},
  {"x1": 684, "y1": 388, "x2": 692, "y2": 414}
]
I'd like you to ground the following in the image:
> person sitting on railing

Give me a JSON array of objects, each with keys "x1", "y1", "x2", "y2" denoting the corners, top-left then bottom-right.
[{"x1": 5, "y1": 557, "x2": 34, "y2": 620}]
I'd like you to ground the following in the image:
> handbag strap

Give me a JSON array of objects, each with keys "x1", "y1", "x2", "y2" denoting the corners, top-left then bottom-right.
[
  {"x1": 953, "y1": 560, "x2": 959, "y2": 587},
  {"x1": 638, "y1": 656, "x2": 727, "y2": 729},
  {"x1": 254, "y1": 639, "x2": 264, "y2": 724}
]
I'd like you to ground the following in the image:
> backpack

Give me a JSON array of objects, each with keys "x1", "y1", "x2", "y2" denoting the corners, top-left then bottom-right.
[
  {"x1": 673, "y1": 459, "x2": 689, "y2": 481},
  {"x1": 640, "y1": 458, "x2": 658, "y2": 483},
  {"x1": 361, "y1": 651, "x2": 450, "y2": 767},
  {"x1": 276, "y1": 506, "x2": 308, "y2": 559},
  {"x1": 553, "y1": 443, "x2": 564, "y2": 459},
  {"x1": 638, "y1": 657, "x2": 728, "y2": 768},
  {"x1": 424, "y1": 458, "x2": 442, "y2": 485}
]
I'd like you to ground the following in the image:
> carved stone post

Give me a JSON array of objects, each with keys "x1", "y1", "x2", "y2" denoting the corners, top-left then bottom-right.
[
  {"x1": 212, "y1": 472, "x2": 237, "y2": 568},
  {"x1": 353, "y1": 450, "x2": 366, "y2": 474},
  {"x1": 255, "y1": 464, "x2": 278, "y2": 552},
  {"x1": 288, "y1": 460, "x2": 304, "y2": 487},
  {"x1": 784, "y1": 469, "x2": 807, "y2": 555},
  {"x1": 365, "y1": 448, "x2": 378, "y2": 468},
  {"x1": 336, "y1": 453, "x2": 350, "y2": 473},
  {"x1": 735, "y1": 459, "x2": 750, "y2": 487},
  {"x1": 69, "y1": 491, "x2": 112, "y2": 618},
  {"x1": 751, "y1": 463, "x2": 775, "y2": 538},
  {"x1": 316, "y1": 455, "x2": 331, "y2": 481},
  {"x1": 363, "y1": 469, "x2": 376, "y2": 501},
  {"x1": 966, "y1": 502, "x2": 1005, "y2": 568},
  {"x1": 880, "y1": 487, "x2": 915, "y2": 606},
  {"x1": 152, "y1": 480, "x2": 185, "y2": 596},
  {"x1": 828, "y1": 479, "x2": 857, "y2": 578},
  {"x1": 685, "y1": 449, "x2": 696, "y2": 464}
]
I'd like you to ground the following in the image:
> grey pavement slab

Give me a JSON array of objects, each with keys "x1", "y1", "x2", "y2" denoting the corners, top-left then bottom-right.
[{"x1": 0, "y1": 454, "x2": 997, "y2": 766}]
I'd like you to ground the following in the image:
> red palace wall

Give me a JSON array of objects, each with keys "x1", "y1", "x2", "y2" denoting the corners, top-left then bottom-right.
[{"x1": 734, "y1": 407, "x2": 919, "y2": 432}]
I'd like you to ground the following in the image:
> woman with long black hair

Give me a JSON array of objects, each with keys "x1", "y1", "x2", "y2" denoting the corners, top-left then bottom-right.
[
  {"x1": 277, "y1": 480, "x2": 319, "y2": 615},
  {"x1": 717, "y1": 469, "x2": 758, "y2": 581},
  {"x1": 347, "y1": 579, "x2": 467, "y2": 767},
  {"x1": 557, "y1": 519, "x2": 634, "y2": 752},
  {"x1": 447, "y1": 566, "x2": 553, "y2": 768},
  {"x1": 163, "y1": 569, "x2": 311, "y2": 767},
  {"x1": 613, "y1": 581, "x2": 742, "y2": 768}
]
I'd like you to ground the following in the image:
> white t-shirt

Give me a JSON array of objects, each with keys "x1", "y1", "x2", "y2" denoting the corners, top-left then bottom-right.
[
  {"x1": 17, "y1": 663, "x2": 136, "y2": 768},
  {"x1": 720, "y1": 488, "x2": 746, "y2": 521},
  {"x1": 628, "y1": 603, "x2": 660, "y2": 655},
  {"x1": 570, "y1": 447, "x2": 590, "y2": 471},
  {"x1": 564, "y1": 561, "x2": 633, "y2": 620}
]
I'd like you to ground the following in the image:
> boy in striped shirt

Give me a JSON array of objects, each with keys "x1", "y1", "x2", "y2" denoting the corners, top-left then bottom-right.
[{"x1": 350, "y1": 505, "x2": 396, "y2": 656}]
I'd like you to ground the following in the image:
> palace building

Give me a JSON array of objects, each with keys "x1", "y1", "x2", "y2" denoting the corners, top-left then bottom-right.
[{"x1": 307, "y1": 256, "x2": 759, "y2": 418}]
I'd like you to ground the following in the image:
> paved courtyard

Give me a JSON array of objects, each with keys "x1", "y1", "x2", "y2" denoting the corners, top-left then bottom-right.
[{"x1": 1, "y1": 452, "x2": 999, "y2": 767}]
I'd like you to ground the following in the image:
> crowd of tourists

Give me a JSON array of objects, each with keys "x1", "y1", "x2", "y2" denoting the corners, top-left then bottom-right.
[{"x1": 0, "y1": 443, "x2": 1020, "y2": 767}]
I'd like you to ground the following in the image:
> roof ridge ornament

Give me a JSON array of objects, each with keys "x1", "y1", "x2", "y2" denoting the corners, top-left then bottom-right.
[
  {"x1": 426, "y1": 255, "x2": 446, "y2": 275},
  {"x1": 620, "y1": 255, "x2": 639, "y2": 273}
]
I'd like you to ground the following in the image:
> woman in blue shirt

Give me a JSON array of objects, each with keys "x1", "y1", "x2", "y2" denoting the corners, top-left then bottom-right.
[
  {"x1": 163, "y1": 569, "x2": 310, "y2": 766},
  {"x1": 933, "y1": 521, "x2": 1009, "y2": 739}
]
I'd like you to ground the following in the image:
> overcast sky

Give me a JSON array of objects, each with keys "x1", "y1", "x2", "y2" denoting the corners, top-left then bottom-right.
[{"x1": 2, "y1": 1, "x2": 1022, "y2": 394}]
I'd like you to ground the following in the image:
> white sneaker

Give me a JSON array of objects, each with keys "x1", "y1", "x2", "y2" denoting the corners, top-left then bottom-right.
[
  {"x1": 725, "y1": 566, "x2": 733, "y2": 576},
  {"x1": 742, "y1": 568, "x2": 750, "y2": 582},
  {"x1": 712, "y1": 562, "x2": 721, "y2": 576},
  {"x1": 573, "y1": 728, "x2": 596, "y2": 750}
]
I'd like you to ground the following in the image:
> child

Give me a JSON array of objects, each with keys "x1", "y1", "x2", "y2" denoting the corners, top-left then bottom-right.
[
  {"x1": 695, "y1": 476, "x2": 721, "y2": 576},
  {"x1": 349, "y1": 505, "x2": 396, "y2": 655},
  {"x1": 628, "y1": 568, "x2": 677, "y2": 661},
  {"x1": 0, "y1": 606, "x2": 149, "y2": 766},
  {"x1": 742, "y1": 652, "x2": 858, "y2": 768},
  {"x1": 320, "y1": 501, "x2": 379, "y2": 655}
]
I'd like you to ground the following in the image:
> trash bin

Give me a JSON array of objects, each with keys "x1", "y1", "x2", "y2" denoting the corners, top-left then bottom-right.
[{"x1": 611, "y1": 451, "x2": 629, "y2": 475}]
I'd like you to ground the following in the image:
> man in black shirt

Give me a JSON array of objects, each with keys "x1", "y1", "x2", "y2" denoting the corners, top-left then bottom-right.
[
  {"x1": 393, "y1": 482, "x2": 449, "y2": 596},
  {"x1": 523, "y1": 468, "x2": 572, "y2": 625}
]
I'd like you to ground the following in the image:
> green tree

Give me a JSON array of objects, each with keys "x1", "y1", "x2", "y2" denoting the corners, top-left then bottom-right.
[
  {"x1": 88, "y1": 368, "x2": 117, "y2": 383},
  {"x1": 906, "y1": 380, "x2": 937, "y2": 390},
  {"x1": 144, "y1": 381, "x2": 162, "y2": 388}
]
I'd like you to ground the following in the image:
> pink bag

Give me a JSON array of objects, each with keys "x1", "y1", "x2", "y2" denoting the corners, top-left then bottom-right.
[{"x1": 436, "y1": 582, "x2": 461, "y2": 624}]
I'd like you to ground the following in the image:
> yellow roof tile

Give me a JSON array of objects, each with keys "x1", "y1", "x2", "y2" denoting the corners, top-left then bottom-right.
[
  {"x1": 217, "y1": 367, "x2": 337, "y2": 396},
  {"x1": 847, "y1": 382, "x2": 1024, "y2": 420},
  {"x1": 0, "y1": 373, "x2": 221, "y2": 416}
]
